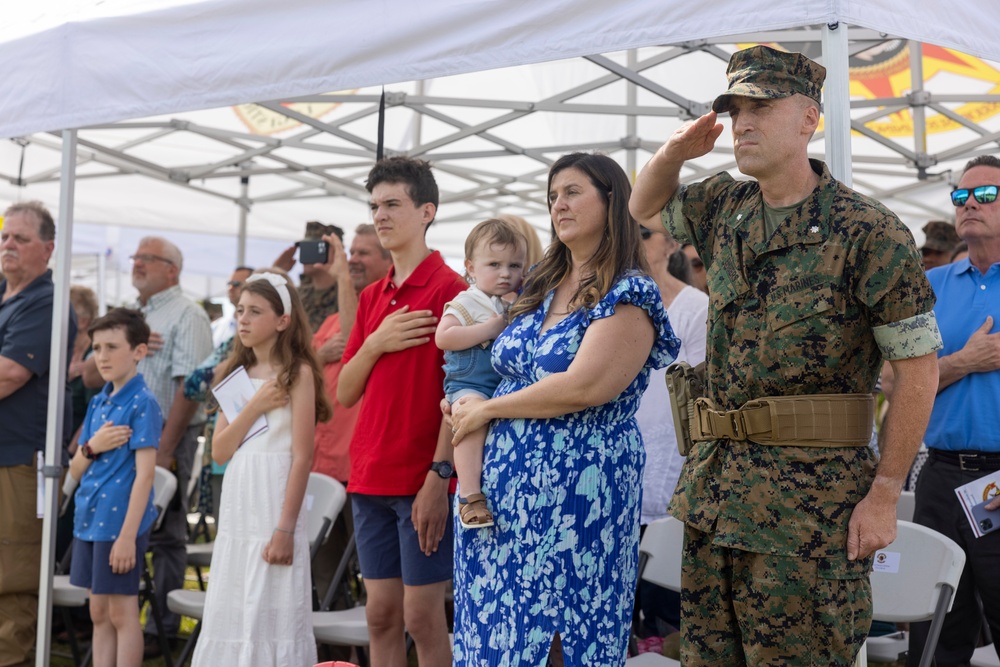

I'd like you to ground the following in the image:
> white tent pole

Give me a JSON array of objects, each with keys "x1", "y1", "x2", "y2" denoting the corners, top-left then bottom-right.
[
  {"x1": 36, "y1": 128, "x2": 77, "y2": 667},
  {"x1": 822, "y1": 22, "x2": 852, "y2": 187},
  {"x1": 626, "y1": 49, "x2": 637, "y2": 181},
  {"x1": 414, "y1": 80, "x2": 426, "y2": 149},
  {"x1": 237, "y1": 173, "x2": 249, "y2": 265},
  {"x1": 909, "y1": 41, "x2": 928, "y2": 175},
  {"x1": 97, "y1": 250, "x2": 107, "y2": 314}
]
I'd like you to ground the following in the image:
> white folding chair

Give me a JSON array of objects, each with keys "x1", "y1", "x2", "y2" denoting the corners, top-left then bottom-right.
[
  {"x1": 312, "y1": 530, "x2": 369, "y2": 649},
  {"x1": 862, "y1": 520, "x2": 966, "y2": 667},
  {"x1": 625, "y1": 516, "x2": 684, "y2": 666},
  {"x1": 972, "y1": 644, "x2": 1000, "y2": 667},
  {"x1": 896, "y1": 490, "x2": 916, "y2": 523},
  {"x1": 169, "y1": 472, "x2": 347, "y2": 665},
  {"x1": 51, "y1": 573, "x2": 92, "y2": 667}
]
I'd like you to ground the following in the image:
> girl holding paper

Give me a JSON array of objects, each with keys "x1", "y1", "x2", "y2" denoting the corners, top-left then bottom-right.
[{"x1": 193, "y1": 271, "x2": 330, "y2": 667}]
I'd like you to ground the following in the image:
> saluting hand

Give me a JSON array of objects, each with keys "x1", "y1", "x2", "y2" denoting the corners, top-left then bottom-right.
[{"x1": 660, "y1": 111, "x2": 725, "y2": 163}]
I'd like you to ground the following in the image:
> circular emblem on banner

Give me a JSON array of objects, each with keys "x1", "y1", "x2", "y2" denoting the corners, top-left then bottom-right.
[
  {"x1": 740, "y1": 41, "x2": 1000, "y2": 137},
  {"x1": 234, "y1": 91, "x2": 358, "y2": 135}
]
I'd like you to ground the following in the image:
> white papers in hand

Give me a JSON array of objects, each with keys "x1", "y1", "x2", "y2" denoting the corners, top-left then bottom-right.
[
  {"x1": 212, "y1": 366, "x2": 268, "y2": 445},
  {"x1": 955, "y1": 469, "x2": 1000, "y2": 538}
]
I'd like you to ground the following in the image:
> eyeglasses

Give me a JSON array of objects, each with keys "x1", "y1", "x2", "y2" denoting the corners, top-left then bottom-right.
[
  {"x1": 129, "y1": 253, "x2": 174, "y2": 266},
  {"x1": 951, "y1": 185, "x2": 998, "y2": 207},
  {"x1": 227, "y1": 280, "x2": 244, "y2": 288}
]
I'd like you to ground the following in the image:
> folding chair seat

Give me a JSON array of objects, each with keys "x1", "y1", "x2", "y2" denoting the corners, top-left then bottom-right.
[
  {"x1": 625, "y1": 516, "x2": 684, "y2": 666},
  {"x1": 862, "y1": 520, "x2": 966, "y2": 667},
  {"x1": 972, "y1": 644, "x2": 1000, "y2": 667},
  {"x1": 169, "y1": 472, "x2": 347, "y2": 665}
]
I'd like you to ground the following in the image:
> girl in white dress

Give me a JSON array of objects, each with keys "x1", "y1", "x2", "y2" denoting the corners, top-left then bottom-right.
[{"x1": 193, "y1": 271, "x2": 331, "y2": 667}]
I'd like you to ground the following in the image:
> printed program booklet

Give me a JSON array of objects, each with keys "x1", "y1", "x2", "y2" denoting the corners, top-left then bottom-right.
[
  {"x1": 211, "y1": 365, "x2": 268, "y2": 445},
  {"x1": 954, "y1": 469, "x2": 1000, "y2": 538}
]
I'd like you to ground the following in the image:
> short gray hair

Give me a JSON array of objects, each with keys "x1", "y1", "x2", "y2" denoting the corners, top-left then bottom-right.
[
  {"x1": 138, "y1": 236, "x2": 184, "y2": 272},
  {"x1": 4, "y1": 201, "x2": 55, "y2": 241}
]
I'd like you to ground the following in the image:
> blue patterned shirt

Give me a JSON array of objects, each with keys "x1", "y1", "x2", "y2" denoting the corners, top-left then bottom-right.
[{"x1": 74, "y1": 373, "x2": 162, "y2": 542}]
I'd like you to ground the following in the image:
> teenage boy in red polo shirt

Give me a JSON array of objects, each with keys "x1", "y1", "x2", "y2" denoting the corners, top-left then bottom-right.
[{"x1": 338, "y1": 156, "x2": 466, "y2": 667}]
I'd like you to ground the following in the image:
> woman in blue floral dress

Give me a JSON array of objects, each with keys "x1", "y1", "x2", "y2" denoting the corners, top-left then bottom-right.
[{"x1": 450, "y1": 153, "x2": 680, "y2": 666}]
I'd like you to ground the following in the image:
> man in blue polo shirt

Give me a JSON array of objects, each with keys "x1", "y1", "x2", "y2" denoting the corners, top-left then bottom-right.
[
  {"x1": 908, "y1": 155, "x2": 1000, "y2": 667},
  {"x1": 0, "y1": 200, "x2": 76, "y2": 667}
]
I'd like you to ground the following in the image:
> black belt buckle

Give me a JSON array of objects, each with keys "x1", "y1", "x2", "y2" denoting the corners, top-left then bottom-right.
[{"x1": 958, "y1": 453, "x2": 981, "y2": 472}]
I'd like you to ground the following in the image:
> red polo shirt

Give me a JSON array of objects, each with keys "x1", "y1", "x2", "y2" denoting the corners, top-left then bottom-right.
[{"x1": 342, "y1": 251, "x2": 466, "y2": 495}]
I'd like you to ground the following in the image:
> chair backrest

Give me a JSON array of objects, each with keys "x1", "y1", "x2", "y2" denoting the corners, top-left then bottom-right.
[
  {"x1": 896, "y1": 490, "x2": 916, "y2": 523},
  {"x1": 305, "y1": 472, "x2": 348, "y2": 557},
  {"x1": 638, "y1": 516, "x2": 685, "y2": 593},
  {"x1": 871, "y1": 520, "x2": 966, "y2": 623},
  {"x1": 187, "y1": 435, "x2": 206, "y2": 502},
  {"x1": 60, "y1": 473, "x2": 79, "y2": 517},
  {"x1": 153, "y1": 467, "x2": 178, "y2": 531}
]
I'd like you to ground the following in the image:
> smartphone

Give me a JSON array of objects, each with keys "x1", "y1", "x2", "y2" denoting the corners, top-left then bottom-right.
[
  {"x1": 296, "y1": 239, "x2": 329, "y2": 265},
  {"x1": 971, "y1": 498, "x2": 1000, "y2": 536}
]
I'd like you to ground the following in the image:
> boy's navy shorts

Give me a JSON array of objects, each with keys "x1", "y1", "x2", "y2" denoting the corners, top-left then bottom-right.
[
  {"x1": 352, "y1": 493, "x2": 454, "y2": 586},
  {"x1": 70, "y1": 528, "x2": 151, "y2": 595}
]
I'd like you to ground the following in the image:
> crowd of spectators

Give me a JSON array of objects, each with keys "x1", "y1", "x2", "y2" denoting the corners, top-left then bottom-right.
[{"x1": 1, "y1": 45, "x2": 997, "y2": 667}]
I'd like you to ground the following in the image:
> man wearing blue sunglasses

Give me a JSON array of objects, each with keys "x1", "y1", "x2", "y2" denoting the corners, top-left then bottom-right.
[{"x1": 908, "y1": 155, "x2": 1000, "y2": 667}]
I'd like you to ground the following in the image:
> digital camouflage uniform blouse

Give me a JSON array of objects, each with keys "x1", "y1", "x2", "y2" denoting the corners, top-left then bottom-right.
[{"x1": 663, "y1": 159, "x2": 942, "y2": 567}]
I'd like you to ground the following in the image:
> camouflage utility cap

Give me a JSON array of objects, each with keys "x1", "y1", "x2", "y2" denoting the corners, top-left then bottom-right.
[
  {"x1": 921, "y1": 220, "x2": 960, "y2": 252},
  {"x1": 713, "y1": 45, "x2": 826, "y2": 113}
]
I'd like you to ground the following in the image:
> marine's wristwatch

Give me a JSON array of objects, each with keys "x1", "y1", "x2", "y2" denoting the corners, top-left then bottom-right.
[{"x1": 430, "y1": 460, "x2": 456, "y2": 479}]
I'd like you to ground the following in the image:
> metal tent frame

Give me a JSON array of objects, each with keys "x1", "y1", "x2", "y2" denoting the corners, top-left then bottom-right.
[{"x1": 5, "y1": 26, "x2": 999, "y2": 265}]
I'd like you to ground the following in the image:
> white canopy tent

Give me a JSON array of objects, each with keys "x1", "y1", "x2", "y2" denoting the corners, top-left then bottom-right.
[
  {"x1": 1, "y1": 2, "x2": 999, "y2": 665},
  {"x1": 3, "y1": 35, "x2": 1000, "y2": 302}
]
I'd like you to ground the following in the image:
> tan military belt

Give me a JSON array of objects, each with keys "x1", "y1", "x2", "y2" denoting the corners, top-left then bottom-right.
[{"x1": 691, "y1": 394, "x2": 874, "y2": 447}]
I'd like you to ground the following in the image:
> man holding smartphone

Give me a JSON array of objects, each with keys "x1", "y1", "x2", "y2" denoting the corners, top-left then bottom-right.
[{"x1": 274, "y1": 220, "x2": 344, "y2": 331}]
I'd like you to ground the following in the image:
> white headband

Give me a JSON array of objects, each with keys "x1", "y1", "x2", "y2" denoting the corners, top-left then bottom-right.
[{"x1": 245, "y1": 272, "x2": 292, "y2": 315}]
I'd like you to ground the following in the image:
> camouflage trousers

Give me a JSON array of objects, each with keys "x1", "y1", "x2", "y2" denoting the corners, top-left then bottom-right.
[{"x1": 680, "y1": 524, "x2": 871, "y2": 666}]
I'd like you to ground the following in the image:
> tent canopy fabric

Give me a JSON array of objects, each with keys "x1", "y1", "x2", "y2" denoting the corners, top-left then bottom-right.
[
  {"x1": 1, "y1": 0, "x2": 998, "y2": 140},
  {"x1": 3, "y1": 29, "x2": 1000, "y2": 289}
]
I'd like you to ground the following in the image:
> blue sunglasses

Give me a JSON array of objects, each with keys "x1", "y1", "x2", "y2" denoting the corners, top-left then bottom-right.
[{"x1": 951, "y1": 185, "x2": 998, "y2": 207}]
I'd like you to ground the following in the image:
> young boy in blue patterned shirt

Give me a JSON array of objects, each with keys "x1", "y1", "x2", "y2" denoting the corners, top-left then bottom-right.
[{"x1": 69, "y1": 308, "x2": 162, "y2": 667}]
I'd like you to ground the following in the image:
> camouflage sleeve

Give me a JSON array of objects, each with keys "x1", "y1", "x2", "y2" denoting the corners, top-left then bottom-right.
[
  {"x1": 852, "y1": 210, "x2": 937, "y2": 326},
  {"x1": 873, "y1": 311, "x2": 943, "y2": 360},
  {"x1": 661, "y1": 186, "x2": 696, "y2": 245},
  {"x1": 660, "y1": 172, "x2": 736, "y2": 254}
]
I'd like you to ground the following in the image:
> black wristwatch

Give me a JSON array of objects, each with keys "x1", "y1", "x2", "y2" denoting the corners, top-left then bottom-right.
[{"x1": 430, "y1": 461, "x2": 456, "y2": 479}]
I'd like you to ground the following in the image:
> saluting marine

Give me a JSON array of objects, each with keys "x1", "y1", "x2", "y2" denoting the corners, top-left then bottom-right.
[{"x1": 631, "y1": 45, "x2": 942, "y2": 666}]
